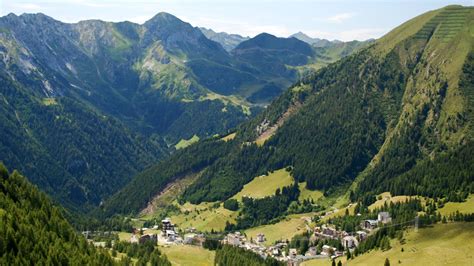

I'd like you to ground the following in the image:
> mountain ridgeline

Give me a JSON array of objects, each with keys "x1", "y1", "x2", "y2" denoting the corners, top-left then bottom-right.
[
  {"x1": 199, "y1": 27, "x2": 249, "y2": 51},
  {"x1": 0, "y1": 12, "x2": 367, "y2": 211},
  {"x1": 104, "y1": 5, "x2": 474, "y2": 216}
]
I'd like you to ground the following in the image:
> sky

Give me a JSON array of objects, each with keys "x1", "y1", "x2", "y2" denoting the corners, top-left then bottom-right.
[{"x1": 0, "y1": 0, "x2": 472, "y2": 41}]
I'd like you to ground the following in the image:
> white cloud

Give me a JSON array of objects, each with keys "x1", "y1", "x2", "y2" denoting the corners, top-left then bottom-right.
[
  {"x1": 9, "y1": 3, "x2": 42, "y2": 11},
  {"x1": 338, "y1": 28, "x2": 386, "y2": 40},
  {"x1": 127, "y1": 15, "x2": 154, "y2": 24},
  {"x1": 180, "y1": 16, "x2": 292, "y2": 37},
  {"x1": 327, "y1": 12, "x2": 355, "y2": 23},
  {"x1": 305, "y1": 27, "x2": 387, "y2": 41}
]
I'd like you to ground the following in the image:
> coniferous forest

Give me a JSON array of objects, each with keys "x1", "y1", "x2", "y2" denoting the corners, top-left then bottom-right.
[{"x1": 0, "y1": 163, "x2": 114, "y2": 264}]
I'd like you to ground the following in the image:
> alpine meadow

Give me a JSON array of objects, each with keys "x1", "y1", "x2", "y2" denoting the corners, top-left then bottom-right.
[{"x1": 0, "y1": 2, "x2": 473, "y2": 266}]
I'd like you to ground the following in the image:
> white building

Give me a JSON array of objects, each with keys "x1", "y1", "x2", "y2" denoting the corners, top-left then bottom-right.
[
  {"x1": 342, "y1": 236, "x2": 359, "y2": 249},
  {"x1": 165, "y1": 230, "x2": 177, "y2": 241},
  {"x1": 288, "y1": 248, "x2": 297, "y2": 259},
  {"x1": 321, "y1": 245, "x2": 335, "y2": 256},
  {"x1": 356, "y1": 231, "x2": 368, "y2": 241},
  {"x1": 378, "y1": 212, "x2": 392, "y2": 224},
  {"x1": 226, "y1": 232, "x2": 243, "y2": 246},
  {"x1": 363, "y1": 219, "x2": 378, "y2": 230}
]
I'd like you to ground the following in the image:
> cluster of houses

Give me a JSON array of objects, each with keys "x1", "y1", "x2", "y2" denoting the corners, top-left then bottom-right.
[
  {"x1": 222, "y1": 231, "x2": 334, "y2": 263},
  {"x1": 221, "y1": 211, "x2": 392, "y2": 264},
  {"x1": 223, "y1": 232, "x2": 277, "y2": 259},
  {"x1": 128, "y1": 217, "x2": 207, "y2": 246},
  {"x1": 128, "y1": 217, "x2": 179, "y2": 245},
  {"x1": 123, "y1": 211, "x2": 393, "y2": 264}
]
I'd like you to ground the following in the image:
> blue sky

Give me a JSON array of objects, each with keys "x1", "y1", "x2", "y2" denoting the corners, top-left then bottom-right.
[{"x1": 1, "y1": 0, "x2": 472, "y2": 41}]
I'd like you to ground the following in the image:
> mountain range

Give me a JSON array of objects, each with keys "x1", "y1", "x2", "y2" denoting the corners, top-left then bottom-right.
[
  {"x1": 199, "y1": 27, "x2": 249, "y2": 51},
  {"x1": 290, "y1": 31, "x2": 342, "y2": 47},
  {"x1": 0, "y1": 11, "x2": 369, "y2": 211},
  {"x1": 0, "y1": 4, "x2": 474, "y2": 265},
  {"x1": 104, "y1": 5, "x2": 474, "y2": 217}
]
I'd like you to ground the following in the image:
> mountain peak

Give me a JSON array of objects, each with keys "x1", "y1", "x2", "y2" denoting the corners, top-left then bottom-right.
[
  {"x1": 1, "y1": 12, "x2": 60, "y2": 25},
  {"x1": 144, "y1": 12, "x2": 183, "y2": 26},
  {"x1": 199, "y1": 27, "x2": 249, "y2": 51},
  {"x1": 235, "y1": 33, "x2": 313, "y2": 56}
]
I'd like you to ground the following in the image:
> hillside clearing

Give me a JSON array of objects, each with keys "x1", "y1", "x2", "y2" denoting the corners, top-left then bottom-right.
[
  {"x1": 321, "y1": 204, "x2": 357, "y2": 222},
  {"x1": 438, "y1": 194, "x2": 474, "y2": 216},
  {"x1": 169, "y1": 202, "x2": 237, "y2": 232},
  {"x1": 368, "y1": 192, "x2": 418, "y2": 211},
  {"x1": 175, "y1": 135, "x2": 200, "y2": 150},
  {"x1": 298, "y1": 182, "x2": 324, "y2": 202},
  {"x1": 231, "y1": 169, "x2": 293, "y2": 201},
  {"x1": 42, "y1": 98, "x2": 57, "y2": 106},
  {"x1": 221, "y1": 132, "x2": 236, "y2": 141}
]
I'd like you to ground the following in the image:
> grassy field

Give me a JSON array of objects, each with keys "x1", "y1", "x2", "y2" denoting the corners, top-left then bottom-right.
[
  {"x1": 298, "y1": 182, "x2": 324, "y2": 202},
  {"x1": 301, "y1": 257, "x2": 347, "y2": 266},
  {"x1": 42, "y1": 97, "x2": 57, "y2": 106},
  {"x1": 169, "y1": 202, "x2": 238, "y2": 232},
  {"x1": 321, "y1": 203, "x2": 356, "y2": 222},
  {"x1": 118, "y1": 231, "x2": 132, "y2": 242},
  {"x1": 303, "y1": 222, "x2": 474, "y2": 266},
  {"x1": 438, "y1": 194, "x2": 474, "y2": 216},
  {"x1": 200, "y1": 92, "x2": 251, "y2": 115},
  {"x1": 231, "y1": 169, "x2": 293, "y2": 201},
  {"x1": 244, "y1": 215, "x2": 308, "y2": 246},
  {"x1": 160, "y1": 245, "x2": 215, "y2": 266},
  {"x1": 368, "y1": 192, "x2": 415, "y2": 211},
  {"x1": 175, "y1": 135, "x2": 200, "y2": 150},
  {"x1": 221, "y1": 132, "x2": 236, "y2": 142}
]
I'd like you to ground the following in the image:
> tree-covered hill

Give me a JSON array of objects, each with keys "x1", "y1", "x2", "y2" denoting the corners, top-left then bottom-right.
[
  {"x1": 0, "y1": 163, "x2": 115, "y2": 264},
  {"x1": 104, "y1": 5, "x2": 474, "y2": 217},
  {"x1": 0, "y1": 69, "x2": 166, "y2": 211}
]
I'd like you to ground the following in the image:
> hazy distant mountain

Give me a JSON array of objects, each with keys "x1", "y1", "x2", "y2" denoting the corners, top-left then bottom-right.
[
  {"x1": 199, "y1": 27, "x2": 249, "y2": 51},
  {"x1": 290, "y1": 31, "x2": 341, "y2": 47},
  {"x1": 232, "y1": 33, "x2": 315, "y2": 102}
]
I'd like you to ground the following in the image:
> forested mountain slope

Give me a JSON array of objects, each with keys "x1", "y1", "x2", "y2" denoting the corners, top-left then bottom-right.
[
  {"x1": 105, "y1": 5, "x2": 474, "y2": 216},
  {"x1": 0, "y1": 163, "x2": 115, "y2": 264},
  {"x1": 0, "y1": 69, "x2": 165, "y2": 211},
  {"x1": 0, "y1": 12, "x2": 367, "y2": 212}
]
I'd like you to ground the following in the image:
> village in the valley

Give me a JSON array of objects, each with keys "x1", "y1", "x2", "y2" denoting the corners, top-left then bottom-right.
[{"x1": 97, "y1": 210, "x2": 394, "y2": 265}]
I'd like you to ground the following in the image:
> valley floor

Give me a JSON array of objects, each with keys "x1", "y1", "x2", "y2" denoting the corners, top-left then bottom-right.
[{"x1": 160, "y1": 245, "x2": 215, "y2": 266}]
